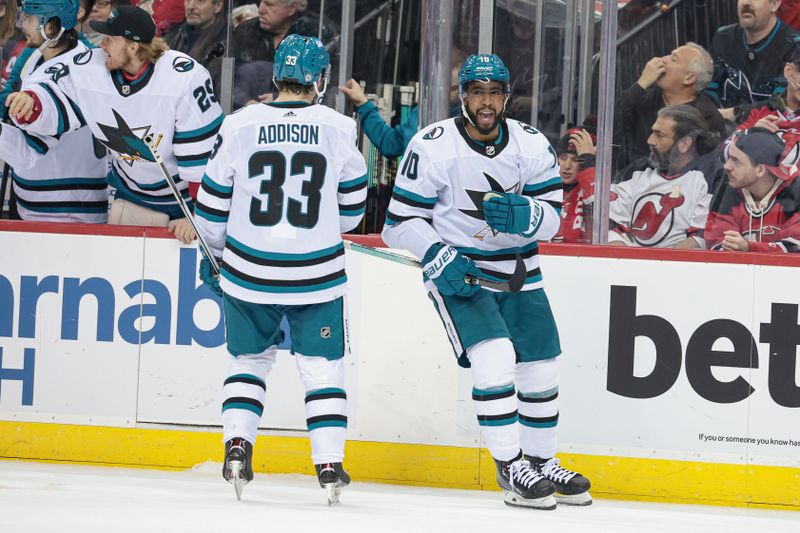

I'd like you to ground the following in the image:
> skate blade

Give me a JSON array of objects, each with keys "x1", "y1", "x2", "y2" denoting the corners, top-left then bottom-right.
[
  {"x1": 229, "y1": 460, "x2": 245, "y2": 501},
  {"x1": 324, "y1": 482, "x2": 342, "y2": 506},
  {"x1": 502, "y1": 491, "x2": 557, "y2": 510},
  {"x1": 555, "y1": 491, "x2": 592, "y2": 506}
]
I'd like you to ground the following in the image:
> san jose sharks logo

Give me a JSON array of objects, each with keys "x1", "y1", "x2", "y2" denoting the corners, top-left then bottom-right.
[
  {"x1": 97, "y1": 109, "x2": 163, "y2": 166},
  {"x1": 459, "y1": 172, "x2": 520, "y2": 240},
  {"x1": 44, "y1": 62, "x2": 69, "y2": 83}
]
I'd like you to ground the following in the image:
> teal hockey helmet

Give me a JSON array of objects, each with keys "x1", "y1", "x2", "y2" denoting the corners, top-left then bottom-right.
[
  {"x1": 458, "y1": 54, "x2": 510, "y2": 96},
  {"x1": 21, "y1": 0, "x2": 80, "y2": 30},
  {"x1": 274, "y1": 34, "x2": 331, "y2": 86}
]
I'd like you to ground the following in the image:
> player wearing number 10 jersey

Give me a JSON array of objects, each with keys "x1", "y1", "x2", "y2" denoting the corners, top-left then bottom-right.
[{"x1": 194, "y1": 35, "x2": 367, "y2": 503}]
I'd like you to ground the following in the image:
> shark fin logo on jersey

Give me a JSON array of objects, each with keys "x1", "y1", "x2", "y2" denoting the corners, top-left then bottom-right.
[
  {"x1": 73, "y1": 49, "x2": 93, "y2": 65},
  {"x1": 97, "y1": 109, "x2": 161, "y2": 164},
  {"x1": 423, "y1": 126, "x2": 444, "y2": 140},
  {"x1": 45, "y1": 63, "x2": 69, "y2": 83},
  {"x1": 519, "y1": 122, "x2": 538, "y2": 135},
  {"x1": 459, "y1": 172, "x2": 519, "y2": 240},
  {"x1": 172, "y1": 57, "x2": 195, "y2": 73}
]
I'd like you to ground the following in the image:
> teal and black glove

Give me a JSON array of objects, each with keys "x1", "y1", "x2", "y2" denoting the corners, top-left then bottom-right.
[
  {"x1": 199, "y1": 256, "x2": 222, "y2": 297},
  {"x1": 483, "y1": 192, "x2": 539, "y2": 235},
  {"x1": 422, "y1": 243, "x2": 481, "y2": 298}
]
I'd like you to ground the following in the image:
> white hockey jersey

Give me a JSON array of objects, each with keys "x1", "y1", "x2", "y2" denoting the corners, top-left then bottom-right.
[
  {"x1": 381, "y1": 117, "x2": 563, "y2": 291},
  {"x1": 195, "y1": 101, "x2": 368, "y2": 305},
  {"x1": 0, "y1": 43, "x2": 108, "y2": 223},
  {"x1": 608, "y1": 167, "x2": 711, "y2": 247},
  {"x1": 15, "y1": 49, "x2": 223, "y2": 218}
]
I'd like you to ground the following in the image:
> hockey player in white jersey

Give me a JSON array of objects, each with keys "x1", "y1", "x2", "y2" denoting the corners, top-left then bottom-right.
[
  {"x1": 0, "y1": 0, "x2": 108, "y2": 223},
  {"x1": 382, "y1": 54, "x2": 591, "y2": 509},
  {"x1": 7, "y1": 5, "x2": 223, "y2": 242},
  {"x1": 194, "y1": 34, "x2": 367, "y2": 503}
]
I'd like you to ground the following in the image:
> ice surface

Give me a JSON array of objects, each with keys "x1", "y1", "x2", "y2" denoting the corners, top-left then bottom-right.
[{"x1": 0, "y1": 461, "x2": 796, "y2": 533}]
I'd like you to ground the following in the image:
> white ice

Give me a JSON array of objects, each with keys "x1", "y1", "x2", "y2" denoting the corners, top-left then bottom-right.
[{"x1": 0, "y1": 460, "x2": 796, "y2": 533}]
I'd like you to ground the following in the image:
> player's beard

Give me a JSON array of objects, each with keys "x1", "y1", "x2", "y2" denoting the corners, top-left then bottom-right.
[
  {"x1": 105, "y1": 48, "x2": 134, "y2": 72},
  {"x1": 465, "y1": 105, "x2": 502, "y2": 135}
]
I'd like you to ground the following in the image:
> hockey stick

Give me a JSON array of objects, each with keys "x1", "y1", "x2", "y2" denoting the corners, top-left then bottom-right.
[
  {"x1": 343, "y1": 240, "x2": 527, "y2": 293},
  {"x1": 0, "y1": 160, "x2": 9, "y2": 218},
  {"x1": 142, "y1": 134, "x2": 221, "y2": 275}
]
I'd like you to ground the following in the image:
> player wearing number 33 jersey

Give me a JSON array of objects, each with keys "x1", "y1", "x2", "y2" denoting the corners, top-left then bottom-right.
[{"x1": 194, "y1": 35, "x2": 367, "y2": 504}]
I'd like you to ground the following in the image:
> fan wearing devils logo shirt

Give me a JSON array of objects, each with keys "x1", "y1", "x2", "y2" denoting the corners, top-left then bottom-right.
[
  {"x1": 607, "y1": 104, "x2": 718, "y2": 248},
  {"x1": 705, "y1": 128, "x2": 800, "y2": 252}
]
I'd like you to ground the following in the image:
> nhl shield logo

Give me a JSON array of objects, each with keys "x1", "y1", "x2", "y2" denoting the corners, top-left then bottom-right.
[
  {"x1": 320, "y1": 326, "x2": 331, "y2": 339},
  {"x1": 485, "y1": 145, "x2": 496, "y2": 156},
  {"x1": 121, "y1": 85, "x2": 131, "y2": 95}
]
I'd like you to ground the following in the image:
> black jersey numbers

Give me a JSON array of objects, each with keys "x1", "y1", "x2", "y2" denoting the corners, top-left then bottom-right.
[
  {"x1": 193, "y1": 78, "x2": 218, "y2": 112},
  {"x1": 248, "y1": 150, "x2": 326, "y2": 228},
  {"x1": 400, "y1": 150, "x2": 420, "y2": 180}
]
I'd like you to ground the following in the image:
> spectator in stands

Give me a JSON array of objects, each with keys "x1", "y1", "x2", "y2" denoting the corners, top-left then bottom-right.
[
  {"x1": 231, "y1": 0, "x2": 335, "y2": 106},
  {"x1": 616, "y1": 43, "x2": 725, "y2": 165},
  {"x1": 165, "y1": 0, "x2": 226, "y2": 74},
  {"x1": 606, "y1": 105, "x2": 717, "y2": 248},
  {"x1": 83, "y1": 0, "x2": 131, "y2": 46},
  {"x1": 778, "y1": 0, "x2": 800, "y2": 31},
  {"x1": 708, "y1": 0, "x2": 800, "y2": 108},
  {"x1": 553, "y1": 127, "x2": 596, "y2": 244},
  {"x1": 727, "y1": 47, "x2": 800, "y2": 131},
  {"x1": 705, "y1": 128, "x2": 800, "y2": 252},
  {"x1": 152, "y1": 0, "x2": 186, "y2": 36},
  {"x1": 1, "y1": 0, "x2": 25, "y2": 86},
  {"x1": 338, "y1": 64, "x2": 462, "y2": 158},
  {"x1": 232, "y1": 4, "x2": 258, "y2": 28}
]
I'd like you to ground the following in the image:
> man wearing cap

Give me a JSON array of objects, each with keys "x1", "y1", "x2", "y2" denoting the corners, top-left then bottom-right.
[
  {"x1": 705, "y1": 128, "x2": 800, "y2": 252},
  {"x1": 6, "y1": 5, "x2": 224, "y2": 243}
]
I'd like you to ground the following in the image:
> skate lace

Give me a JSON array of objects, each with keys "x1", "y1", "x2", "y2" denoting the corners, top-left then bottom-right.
[
  {"x1": 540, "y1": 458, "x2": 575, "y2": 484},
  {"x1": 509, "y1": 459, "x2": 544, "y2": 489}
]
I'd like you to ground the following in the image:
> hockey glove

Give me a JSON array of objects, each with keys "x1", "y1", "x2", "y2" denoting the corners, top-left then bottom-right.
[
  {"x1": 199, "y1": 256, "x2": 223, "y2": 297},
  {"x1": 483, "y1": 192, "x2": 541, "y2": 235},
  {"x1": 422, "y1": 243, "x2": 481, "y2": 298}
]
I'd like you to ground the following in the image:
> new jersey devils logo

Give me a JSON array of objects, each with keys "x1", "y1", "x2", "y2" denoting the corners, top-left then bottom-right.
[{"x1": 629, "y1": 192, "x2": 685, "y2": 246}]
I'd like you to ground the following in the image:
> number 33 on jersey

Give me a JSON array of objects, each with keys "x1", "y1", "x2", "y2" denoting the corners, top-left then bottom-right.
[{"x1": 195, "y1": 102, "x2": 368, "y2": 305}]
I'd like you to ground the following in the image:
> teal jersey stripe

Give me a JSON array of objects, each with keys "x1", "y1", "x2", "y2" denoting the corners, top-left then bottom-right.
[
  {"x1": 477, "y1": 271, "x2": 543, "y2": 284},
  {"x1": 518, "y1": 386, "x2": 558, "y2": 400},
  {"x1": 394, "y1": 187, "x2": 437, "y2": 206},
  {"x1": 226, "y1": 237, "x2": 343, "y2": 262},
  {"x1": 384, "y1": 213, "x2": 399, "y2": 226},
  {"x1": 202, "y1": 173, "x2": 233, "y2": 194},
  {"x1": 340, "y1": 206, "x2": 365, "y2": 216},
  {"x1": 22, "y1": 133, "x2": 47, "y2": 154},
  {"x1": 519, "y1": 418, "x2": 558, "y2": 428},
  {"x1": 228, "y1": 373, "x2": 265, "y2": 386},
  {"x1": 456, "y1": 241, "x2": 539, "y2": 257},
  {"x1": 38, "y1": 83, "x2": 65, "y2": 135},
  {"x1": 478, "y1": 415, "x2": 518, "y2": 427},
  {"x1": 307, "y1": 387, "x2": 346, "y2": 397},
  {"x1": 135, "y1": 175, "x2": 179, "y2": 191},
  {"x1": 307, "y1": 420, "x2": 348, "y2": 430},
  {"x1": 220, "y1": 269, "x2": 347, "y2": 294},
  {"x1": 196, "y1": 205, "x2": 228, "y2": 222},
  {"x1": 13, "y1": 175, "x2": 106, "y2": 187},
  {"x1": 339, "y1": 174, "x2": 368, "y2": 189},
  {"x1": 473, "y1": 384, "x2": 515, "y2": 397},
  {"x1": 15, "y1": 203, "x2": 108, "y2": 214},
  {"x1": 174, "y1": 114, "x2": 224, "y2": 140},
  {"x1": 177, "y1": 158, "x2": 208, "y2": 168},
  {"x1": 523, "y1": 177, "x2": 561, "y2": 193},
  {"x1": 221, "y1": 402, "x2": 263, "y2": 416}
]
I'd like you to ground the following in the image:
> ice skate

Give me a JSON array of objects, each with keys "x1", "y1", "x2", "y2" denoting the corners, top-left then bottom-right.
[
  {"x1": 495, "y1": 454, "x2": 556, "y2": 510},
  {"x1": 530, "y1": 456, "x2": 592, "y2": 506},
  {"x1": 222, "y1": 438, "x2": 253, "y2": 501},
  {"x1": 315, "y1": 462, "x2": 350, "y2": 505}
]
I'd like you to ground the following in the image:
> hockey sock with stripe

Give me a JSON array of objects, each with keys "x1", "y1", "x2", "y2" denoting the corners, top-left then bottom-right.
[
  {"x1": 221, "y1": 347, "x2": 276, "y2": 444},
  {"x1": 516, "y1": 359, "x2": 559, "y2": 459}
]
